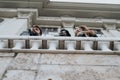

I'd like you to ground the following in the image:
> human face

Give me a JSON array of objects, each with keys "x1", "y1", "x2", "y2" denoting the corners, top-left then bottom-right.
[
  {"x1": 61, "y1": 30, "x2": 67, "y2": 36},
  {"x1": 75, "y1": 27, "x2": 82, "y2": 32},
  {"x1": 33, "y1": 27, "x2": 38, "y2": 31},
  {"x1": 32, "y1": 27, "x2": 40, "y2": 34}
]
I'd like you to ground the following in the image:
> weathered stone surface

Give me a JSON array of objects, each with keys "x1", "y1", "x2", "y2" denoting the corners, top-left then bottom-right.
[
  {"x1": 2, "y1": 70, "x2": 36, "y2": 80},
  {"x1": 0, "y1": 57, "x2": 13, "y2": 80},
  {"x1": 0, "y1": 53, "x2": 15, "y2": 57},
  {"x1": 1, "y1": 53, "x2": 120, "y2": 80},
  {"x1": 8, "y1": 53, "x2": 40, "y2": 70},
  {"x1": 40, "y1": 54, "x2": 120, "y2": 65},
  {"x1": 36, "y1": 65, "x2": 120, "y2": 80}
]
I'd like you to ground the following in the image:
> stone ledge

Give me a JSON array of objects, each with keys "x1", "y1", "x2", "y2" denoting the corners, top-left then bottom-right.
[{"x1": 0, "y1": 53, "x2": 15, "y2": 57}]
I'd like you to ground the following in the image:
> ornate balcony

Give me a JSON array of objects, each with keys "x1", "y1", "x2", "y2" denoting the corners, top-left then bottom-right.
[{"x1": 0, "y1": 36, "x2": 120, "y2": 54}]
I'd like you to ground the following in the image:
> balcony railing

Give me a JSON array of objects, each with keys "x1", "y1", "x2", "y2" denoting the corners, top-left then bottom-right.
[{"x1": 0, "y1": 35, "x2": 120, "y2": 54}]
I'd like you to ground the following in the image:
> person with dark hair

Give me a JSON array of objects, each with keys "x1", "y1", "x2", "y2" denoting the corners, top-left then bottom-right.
[
  {"x1": 20, "y1": 25, "x2": 42, "y2": 36},
  {"x1": 28, "y1": 25, "x2": 42, "y2": 36},
  {"x1": 74, "y1": 26, "x2": 86, "y2": 37},
  {"x1": 74, "y1": 25, "x2": 97, "y2": 37},
  {"x1": 59, "y1": 29, "x2": 71, "y2": 37}
]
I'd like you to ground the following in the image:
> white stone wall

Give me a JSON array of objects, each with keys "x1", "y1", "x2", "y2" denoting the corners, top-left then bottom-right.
[{"x1": 0, "y1": 18, "x2": 27, "y2": 35}]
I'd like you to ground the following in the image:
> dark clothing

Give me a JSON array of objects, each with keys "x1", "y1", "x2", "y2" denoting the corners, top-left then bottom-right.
[
  {"x1": 20, "y1": 30, "x2": 29, "y2": 36},
  {"x1": 89, "y1": 34, "x2": 97, "y2": 37},
  {"x1": 59, "y1": 33, "x2": 71, "y2": 36},
  {"x1": 77, "y1": 33, "x2": 97, "y2": 37},
  {"x1": 59, "y1": 29, "x2": 71, "y2": 37},
  {"x1": 77, "y1": 33, "x2": 86, "y2": 37},
  {"x1": 28, "y1": 29, "x2": 39, "y2": 36},
  {"x1": 20, "y1": 29, "x2": 40, "y2": 36}
]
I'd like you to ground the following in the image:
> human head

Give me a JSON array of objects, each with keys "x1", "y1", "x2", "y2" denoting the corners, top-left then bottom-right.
[
  {"x1": 79, "y1": 25, "x2": 89, "y2": 31},
  {"x1": 74, "y1": 27, "x2": 86, "y2": 37},
  {"x1": 32, "y1": 25, "x2": 42, "y2": 35},
  {"x1": 59, "y1": 29, "x2": 71, "y2": 36}
]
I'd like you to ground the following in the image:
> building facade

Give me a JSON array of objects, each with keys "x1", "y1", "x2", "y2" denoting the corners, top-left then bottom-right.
[{"x1": 0, "y1": 0, "x2": 120, "y2": 80}]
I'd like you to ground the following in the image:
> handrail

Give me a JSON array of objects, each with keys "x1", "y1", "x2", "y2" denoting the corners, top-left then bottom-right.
[{"x1": 0, "y1": 35, "x2": 120, "y2": 41}]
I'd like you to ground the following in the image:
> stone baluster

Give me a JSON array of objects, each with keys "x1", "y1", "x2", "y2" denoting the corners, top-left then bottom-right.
[
  {"x1": 0, "y1": 40, "x2": 5, "y2": 49},
  {"x1": 30, "y1": 41, "x2": 41, "y2": 50},
  {"x1": 114, "y1": 43, "x2": 120, "y2": 51},
  {"x1": 66, "y1": 42, "x2": 75, "y2": 50},
  {"x1": 48, "y1": 41, "x2": 57, "y2": 50},
  {"x1": 83, "y1": 42, "x2": 93, "y2": 51},
  {"x1": 12, "y1": 41, "x2": 24, "y2": 49},
  {"x1": 99, "y1": 43, "x2": 111, "y2": 51}
]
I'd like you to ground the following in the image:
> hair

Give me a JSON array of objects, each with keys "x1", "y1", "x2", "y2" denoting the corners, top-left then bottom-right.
[
  {"x1": 80, "y1": 25, "x2": 89, "y2": 31},
  {"x1": 33, "y1": 25, "x2": 42, "y2": 35},
  {"x1": 59, "y1": 29, "x2": 71, "y2": 36}
]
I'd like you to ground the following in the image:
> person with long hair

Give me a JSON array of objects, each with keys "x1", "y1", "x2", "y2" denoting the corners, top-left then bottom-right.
[
  {"x1": 20, "y1": 25, "x2": 42, "y2": 36},
  {"x1": 28, "y1": 25, "x2": 42, "y2": 36},
  {"x1": 59, "y1": 29, "x2": 71, "y2": 37},
  {"x1": 74, "y1": 25, "x2": 97, "y2": 37}
]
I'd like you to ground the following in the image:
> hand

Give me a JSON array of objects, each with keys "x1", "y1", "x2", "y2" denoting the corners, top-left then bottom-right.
[
  {"x1": 34, "y1": 28, "x2": 40, "y2": 34},
  {"x1": 33, "y1": 28, "x2": 40, "y2": 35}
]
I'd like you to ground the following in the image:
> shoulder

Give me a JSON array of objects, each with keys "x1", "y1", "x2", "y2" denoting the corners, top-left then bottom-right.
[
  {"x1": 28, "y1": 29, "x2": 35, "y2": 36},
  {"x1": 20, "y1": 30, "x2": 30, "y2": 36}
]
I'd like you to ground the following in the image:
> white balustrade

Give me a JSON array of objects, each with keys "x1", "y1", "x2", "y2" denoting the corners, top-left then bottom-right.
[
  {"x1": 99, "y1": 42, "x2": 111, "y2": 51},
  {"x1": 48, "y1": 41, "x2": 57, "y2": 50},
  {"x1": 82, "y1": 42, "x2": 93, "y2": 51},
  {"x1": 12, "y1": 40, "x2": 24, "y2": 49},
  {"x1": 30, "y1": 40, "x2": 41, "y2": 50},
  {"x1": 114, "y1": 43, "x2": 120, "y2": 51},
  {"x1": 0, "y1": 41, "x2": 5, "y2": 49},
  {"x1": 0, "y1": 36, "x2": 120, "y2": 54},
  {"x1": 66, "y1": 41, "x2": 75, "y2": 50}
]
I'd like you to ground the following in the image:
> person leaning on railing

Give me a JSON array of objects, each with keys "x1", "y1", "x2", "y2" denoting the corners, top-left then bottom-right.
[
  {"x1": 20, "y1": 25, "x2": 42, "y2": 36},
  {"x1": 74, "y1": 25, "x2": 97, "y2": 37},
  {"x1": 59, "y1": 29, "x2": 71, "y2": 37}
]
